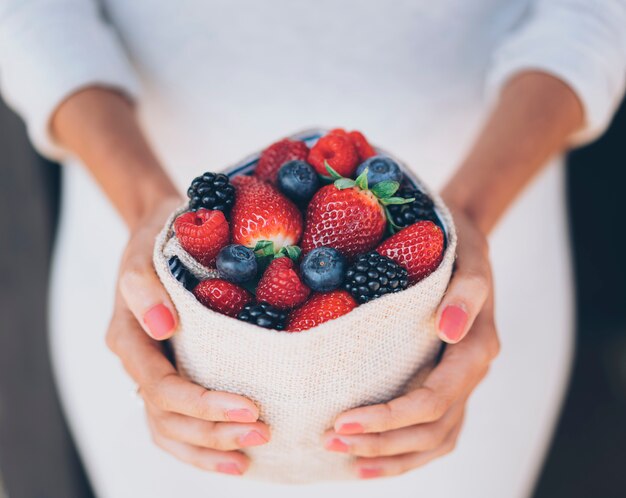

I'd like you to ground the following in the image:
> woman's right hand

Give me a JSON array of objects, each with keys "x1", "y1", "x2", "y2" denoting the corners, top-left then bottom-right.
[{"x1": 105, "y1": 198, "x2": 270, "y2": 476}]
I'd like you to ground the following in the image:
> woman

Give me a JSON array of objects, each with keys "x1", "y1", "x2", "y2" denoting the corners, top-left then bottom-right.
[{"x1": 1, "y1": 0, "x2": 625, "y2": 496}]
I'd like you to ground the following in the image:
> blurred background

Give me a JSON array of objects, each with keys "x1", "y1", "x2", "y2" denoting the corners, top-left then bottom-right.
[{"x1": 0, "y1": 95, "x2": 625, "y2": 497}]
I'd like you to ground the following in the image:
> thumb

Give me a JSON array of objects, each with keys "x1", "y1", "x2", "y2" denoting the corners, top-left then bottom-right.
[{"x1": 119, "y1": 226, "x2": 179, "y2": 341}]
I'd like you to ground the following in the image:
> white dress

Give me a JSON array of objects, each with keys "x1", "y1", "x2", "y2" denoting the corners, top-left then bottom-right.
[{"x1": 1, "y1": 1, "x2": 625, "y2": 497}]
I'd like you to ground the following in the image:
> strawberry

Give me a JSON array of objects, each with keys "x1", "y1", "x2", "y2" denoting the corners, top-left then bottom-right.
[
  {"x1": 230, "y1": 175, "x2": 303, "y2": 252},
  {"x1": 329, "y1": 128, "x2": 377, "y2": 162},
  {"x1": 254, "y1": 138, "x2": 309, "y2": 185},
  {"x1": 174, "y1": 209, "x2": 230, "y2": 267},
  {"x1": 300, "y1": 166, "x2": 411, "y2": 260},
  {"x1": 308, "y1": 133, "x2": 359, "y2": 177},
  {"x1": 376, "y1": 221, "x2": 444, "y2": 283},
  {"x1": 286, "y1": 290, "x2": 357, "y2": 332},
  {"x1": 256, "y1": 257, "x2": 310, "y2": 310},
  {"x1": 193, "y1": 279, "x2": 253, "y2": 317}
]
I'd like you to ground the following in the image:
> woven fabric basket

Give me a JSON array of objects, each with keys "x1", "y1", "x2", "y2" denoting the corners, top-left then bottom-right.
[{"x1": 153, "y1": 129, "x2": 457, "y2": 483}]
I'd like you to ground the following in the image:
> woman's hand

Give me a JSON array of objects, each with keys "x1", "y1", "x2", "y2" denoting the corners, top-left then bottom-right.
[
  {"x1": 323, "y1": 207, "x2": 500, "y2": 479},
  {"x1": 105, "y1": 198, "x2": 271, "y2": 476}
]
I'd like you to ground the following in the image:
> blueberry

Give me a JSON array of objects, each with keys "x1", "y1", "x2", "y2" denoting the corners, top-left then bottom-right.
[
  {"x1": 300, "y1": 247, "x2": 347, "y2": 292},
  {"x1": 277, "y1": 160, "x2": 320, "y2": 203},
  {"x1": 356, "y1": 156, "x2": 403, "y2": 186},
  {"x1": 216, "y1": 244, "x2": 257, "y2": 283}
]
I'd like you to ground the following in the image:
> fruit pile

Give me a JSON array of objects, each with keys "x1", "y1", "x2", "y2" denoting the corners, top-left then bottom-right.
[{"x1": 169, "y1": 129, "x2": 445, "y2": 332}]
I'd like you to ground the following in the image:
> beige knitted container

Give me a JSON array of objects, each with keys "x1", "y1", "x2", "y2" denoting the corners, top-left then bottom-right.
[{"x1": 153, "y1": 130, "x2": 457, "y2": 483}]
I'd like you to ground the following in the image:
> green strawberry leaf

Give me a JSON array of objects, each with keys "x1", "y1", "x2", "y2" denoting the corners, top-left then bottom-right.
[
  {"x1": 279, "y1": 245, "x2": 302, "y2": 262},
  {"x1": 253, "y1": 240, "x2": 273, "y2": 252},
  {"x1": 334, "y1": 178, "x2": 357, "y2": 190},
  {"x1": 254, "y1": 240, "x2": 277, "y2": 257},
  {"x1": 355, "y1": 168, "x2": 369, "y2": 191},
  {"x1": 380, "y1": 196, "x2": 415, "y2": 206},
  {"x1": 384, "y1": 206, "x2": 402, "y2": 234},
  {"x1": 371, "y1": 180, "x2": 400, "y2": 199},
  {"x1": 324, "y1": 161, "x2": 343, "y2": 180}
]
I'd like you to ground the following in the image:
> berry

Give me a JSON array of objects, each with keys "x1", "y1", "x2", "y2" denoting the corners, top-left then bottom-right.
[
  {"x1": 344, "y1": 252, "x2": 408, "y2": 304},
  {"x1": 300, "y1": 247, "x2": 347, "y2": 292},
  {"x1": 193, "y1": 279, "x2": 253, "y2": 317},
  {"x1": 174, "y1": 209, "x2": 230, "y2": 267},
  {"x1": 377, "y1": 221, "x2": 444, "y2": 283},
  {"x1": 386, "y1": 187, "x2": 438, "y2": 229},
  {"x1": 256, "y1": 257, "x2": 310, "y2": 310},
  {"x1": 230, "y1": 175, "x2": 303, "y2": 251},
  {"x1": 168, "y1": 256, "x2": 199, "y2": 291},
  {"x1": 308, "y1": 133, "x2": 359, "y2": 177},
  {"x1": 216, "y1": 244, "x2": 258, "y2": 283},
  {"x1": 254, "y1": 139, "x2": 309, "y2": 185},
  {"x1": 355, "y1": 156, "x2": 403, "y2": 186},
  {"x1": 187, "y1": 172, "x2": 235, "y2": 213},
  {"x1": 348, "y1": 130, "x2": 377, "y2": 161},
  {"x1": 277, "y1": 160, "x2": 320, "y2": 204},
  {"x1": 286, "y1": 290, "x2": 357, "y2": 332},
  {"x1": 237, "y1": 302, "x2": 287, "y2": 330}
]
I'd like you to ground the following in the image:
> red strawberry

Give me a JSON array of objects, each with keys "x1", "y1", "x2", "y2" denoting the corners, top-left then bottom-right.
[
  {"x1": 329, "y1": 128, "x2": 377, "y2": 161},
  {"x1": 301, "y1": 184, "x2": 386, "y2": 260},
  {"x1": 230, "y1": 175, "x2": 303, "y2": 251},
  {"x1": 193, "y1": 279, "x2": 252, "y2": 317},
  {"x1": 256, "y1": 257, "x2": 310, "y2": 310},
  {"x1": 254, "y1": 138, "x2": 309, "y2": 185},
  {"x1": 174, "y1": 209, "x2": 229, "y2": 267},
  {"x1": 308, "y1": 133, "x2": 359, "y2": 177},
  {"x1": 286, "y1": 290, "x2": 357, "y2": 332},
  {"x1": 376, "y1": 221, "x2": 444, "y2": 283},
  {"x1": 348, "y1": 131, "x2": 377, "y2": 161}
]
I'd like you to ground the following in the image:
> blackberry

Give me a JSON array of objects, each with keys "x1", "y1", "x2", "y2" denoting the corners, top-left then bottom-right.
[
  {"x1": 187, "y1": 172, "x2": 235, "y2": 213},
  {"x1": 387, "y1": 187, "x2": 437, "y2": 229},
  {"x1": 344, "y1": 252, "x2": 409, "y2": 304},
  {"x1": 168, "y1": 256, "x2": 199, "y2": 291},
  {"x1": 237, "y1": 302, "x2": 287, "y2": 330}
]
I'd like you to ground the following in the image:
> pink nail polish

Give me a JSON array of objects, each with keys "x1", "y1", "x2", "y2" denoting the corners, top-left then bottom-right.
[
  {"x1": 143, "y1": 304, "x2": 175, "y2": 339},
  {"x1": 216, "y1": 462, "x2": 242, "y2": 475},
  {"x1": 239, "y1": 431, "x2": 267, "y2": 447},
  {"x1": 438, "y1": 305, "x2": 468, "y2": 342},
  {"x1": 359, "y1": 467, "x2": 382, "y2": 479},
  {"x1": 326, "y1": 438, "x2": 349, "y2": 453},
  {"x1": 226, "y1": 409, "x2": 256, "y2": 423},
  {"x1": 338, "y1": 422, "x2": 364, "y2": 435}
]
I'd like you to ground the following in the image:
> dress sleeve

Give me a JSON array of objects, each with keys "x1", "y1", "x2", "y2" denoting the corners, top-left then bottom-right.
[
  {"x1": 486, "y1": 0, "x2": 626, "y2": 144},
  {"x1": 0, "y1": 0, "x2": 141, "y2": 159}
]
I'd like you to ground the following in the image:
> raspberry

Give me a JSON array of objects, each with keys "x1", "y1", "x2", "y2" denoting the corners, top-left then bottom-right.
[
  {"x1": 174, "y1": 209, "x2": 230, "y2": 267},
  {"x1": 193, "y1": 279, "x2": 253, "y2": 317},
  {"x1": 254, "y1": 139, "x2": 309, "y2": 185},
  {"x1": 308, "y1": 134, "x2": 359, "y2": 177}
]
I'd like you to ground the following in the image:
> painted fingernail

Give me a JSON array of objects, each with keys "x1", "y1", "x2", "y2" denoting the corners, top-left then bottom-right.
[
  {"x1": 337, "y1": 422, "x2": 364, "y2": 435},
  {"x1": 143, "y1": 304, "x2": 176, "y2": 339},
  {"x1": 438, "y1": 305, "x2": 468, "y2": 342},
  {"x1": 359, "y1": 467, "x2": 382, "y2": 479},
  {"x1": 239, "y1": 430, "x2": 267, "y2": 447},
  {"x1": 226, "y1": 409, "x2": 256, "y2": 423},
  {"x1": 216, "y1": 462, "x2": 242, "y2": 475},
  {"x1": 326, "y1": 438, "x2": 349, "y2": 453}
]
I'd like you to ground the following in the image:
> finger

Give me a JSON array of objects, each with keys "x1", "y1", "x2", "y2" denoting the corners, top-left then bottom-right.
[
  {"x1": 107, "y1": 303, "x2": 261, "y2": 422},
  {"x1": 436, "y1": 211, "x2": 491, "y2": 343},
  {"x1": 334, "y1": 306, "x2": 497, "y2": 434},
  {"x1": 147, "y1": 407, "x2": 270, "y2": 451},
  {"x1": 324, "y1": 398, "x2": 465, "y2": 457},
  {"x1": 118, "y1": 224, "x2": 178, "y2": 340},
  {"x1": 147, "y1": 417, "x2": 250, "y2": 476},
  {"x1": 353, "y1": 412, "x2": 464, "y2": 479}
]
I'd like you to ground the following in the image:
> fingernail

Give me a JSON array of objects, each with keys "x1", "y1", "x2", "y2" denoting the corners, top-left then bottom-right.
[
  {"x1": 143, "y1": 304, "x2": 176, "y2": 339},
  {"x1": 337, "y1": 422, "x2": 364, "y2": 435},
  {"x1": 216, "y1": 462, "x2": 242, "y2": 475},
  {"x1": 325, "y1": 438, "x2": 349, "y2": 453},
  {"x1": 226, "y1": 409, "x2": 256, "y2": 423},
  {"x1": 438, "y1": 305, "x2": 468, "y2": 342},
  {"x1": 359, "y1": 467, "x2": 382, "y2": 479},
  {"x1": 239, "y1": 430, "x2": 267, "y2": 447}
]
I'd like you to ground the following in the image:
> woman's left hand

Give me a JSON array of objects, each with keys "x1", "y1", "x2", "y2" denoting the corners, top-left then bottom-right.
[{"x1": 322, "y1": 207, "x2": 501, "y2": 479}]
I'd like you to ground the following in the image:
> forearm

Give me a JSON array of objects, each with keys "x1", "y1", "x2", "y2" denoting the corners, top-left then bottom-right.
[
  {"x1": 443, "y1": 71, "x2": 584, "y2": 235},
  {"x1": 51, "y1": 87, "x2": 181, "y2": 230}
]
